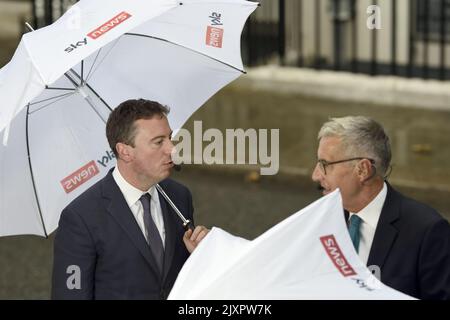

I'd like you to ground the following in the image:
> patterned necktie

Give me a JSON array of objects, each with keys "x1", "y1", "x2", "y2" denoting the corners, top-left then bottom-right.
[
  {"x1": 348, "y1": 214, "x2": 362, "y2": 253},
  {"x1": 139, "y1": 193, "x2": 164, "y2": 274}
]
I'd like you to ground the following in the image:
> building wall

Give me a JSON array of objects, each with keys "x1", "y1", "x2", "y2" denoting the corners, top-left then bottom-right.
[
  {"x1": 0, "y1": 0, "x2": 32, "y2": 67},
  {"x1": 256, "y1": 0, "x2": 450, "y2": 70}
]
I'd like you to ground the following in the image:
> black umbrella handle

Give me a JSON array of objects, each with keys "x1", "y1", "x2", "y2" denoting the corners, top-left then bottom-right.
[{"x1": 183, "y1": 219, "x2": 195, "y2": 232}]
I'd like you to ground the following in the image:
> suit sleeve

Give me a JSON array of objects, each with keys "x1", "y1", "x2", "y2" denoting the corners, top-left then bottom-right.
[
  {"x1": 51, "y1": 207, "x2": 97, "y2": 300},
  {"x1": 418, "y1": 218, "x2": 450, "y2": 300}
]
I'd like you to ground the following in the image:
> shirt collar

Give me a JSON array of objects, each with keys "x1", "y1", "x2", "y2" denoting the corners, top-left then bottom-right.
[
  {"x1": 112, "y1": 166, "x2": 156, "y2": 208},
  {"x1": 349, "y1": 182, "x2": 387, "y2": 228}
]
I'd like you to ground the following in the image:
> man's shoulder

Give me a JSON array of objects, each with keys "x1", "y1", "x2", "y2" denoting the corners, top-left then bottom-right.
[
  {"x1": 388, "y1": 185, "x2": 446, "y2": 227},
  {"x1": 64, "y1": 172, "x2": 110, "y2": 213}
]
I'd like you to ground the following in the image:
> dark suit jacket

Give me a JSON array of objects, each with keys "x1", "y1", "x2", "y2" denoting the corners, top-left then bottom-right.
[
  {"x1": 51, "y1": 169, "x2": 193, "y2": 299},
  {"x1": 366, "y1": 183, "x2": 450, "y2": 300}
]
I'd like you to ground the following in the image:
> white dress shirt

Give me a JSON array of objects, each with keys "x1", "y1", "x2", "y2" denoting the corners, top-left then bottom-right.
[
  {"x1": 112, "y1": 167, "x2": 165, "y2": 247},
  {"x1": 348, "y1": 182, "x2": 387, "y2": 265}
]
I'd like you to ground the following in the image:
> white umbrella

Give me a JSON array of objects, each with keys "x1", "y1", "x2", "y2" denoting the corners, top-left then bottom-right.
[
  {"x1": 0, "y1": 0, "x2": 258, "y2": 236},
  {"x1": 168, "y1": 190, "x2": 415, "y2": 299}
]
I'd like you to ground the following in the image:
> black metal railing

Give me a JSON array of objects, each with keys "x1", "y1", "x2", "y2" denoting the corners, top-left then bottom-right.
[
  {"x1": 31, "y1": 0, "x2": 450, "y2": 81},
  {"x1": 31, "y1": 0, "x2": 74, "y2": 29},
  {"x1": 242, "y1": 0, "x2": 450, "y2": 81}
]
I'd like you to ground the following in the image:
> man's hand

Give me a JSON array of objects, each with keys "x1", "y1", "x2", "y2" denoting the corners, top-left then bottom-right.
[{"x1": 183, "y1": 226, "x2": 209, "y2": 253}]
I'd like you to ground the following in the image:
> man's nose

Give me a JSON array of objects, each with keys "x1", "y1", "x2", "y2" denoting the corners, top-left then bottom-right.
[
  {"x1": 166, "y1": 139, "x2": 175, "y2": 155},
  {"x1": 311, "y1": 162, "x2": 322, "y2": 182}
]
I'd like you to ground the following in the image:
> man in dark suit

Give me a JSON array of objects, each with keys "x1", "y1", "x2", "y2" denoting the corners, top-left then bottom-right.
[
  {"x1": 52, "y1": 99, "x2": 208, "y2": 299},
  {"x1": 312, "y1": 116, "x2": 450, "y2": 299}
]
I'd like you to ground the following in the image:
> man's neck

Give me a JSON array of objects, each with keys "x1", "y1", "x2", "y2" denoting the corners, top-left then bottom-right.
[
  {"x1": 346, "y1": 179, "x2": 384, "y2": 213},
  {"x1": 116, "y1": 162, "x2": 154, "y2": 192}
]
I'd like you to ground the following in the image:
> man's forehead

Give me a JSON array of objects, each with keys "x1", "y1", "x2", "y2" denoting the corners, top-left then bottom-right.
[
  {"x1": 135, "y1": 117, "x2": 172, "y2": 135},
  {"x1": 320, "y1": 135, "x2": 341, "y2": 146},
  {"x1": 318, "y1": 136, "x2": 343, "y2": 157}
]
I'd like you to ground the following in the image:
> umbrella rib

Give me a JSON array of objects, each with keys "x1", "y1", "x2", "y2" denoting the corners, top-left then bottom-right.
[
  {"x1": 25, "y1": 103, "x2": 49, "y2": 238},
  {"x1": 85, "y1": 49, "x2": 102, "y2": 81},
  {"x1": 80, "y1": 60, "x2": 84, "y2": 86},
  {"x1": 85, "y1": 38, "x2": 121, "y2": 82},
  {"x1": 69, "y1": 70, "x2": 113, "y2": 112},
  {"x1": 124, "y1": 33, "x2": 246, "y2": 74},
  {"x1": 28, "y1": 92, "x2": 75, "y2": 115},
  {"x1": 45, "y1": 86, "x2": 76, "y2": 91}
]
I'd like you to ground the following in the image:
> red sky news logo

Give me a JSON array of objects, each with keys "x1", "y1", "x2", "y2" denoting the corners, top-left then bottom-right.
[
  {"x1": 320, "y1": 235, "x2": 357, "y2": 277},
  {"x1": 87, "y1": 11, "x2": 132, "y2": 40},
  {"x1": 206, "y1": 26, "x2": 224, "y2": 48},
  {"x1": 60, "y1": 161, "x2": 99, "y2": 194}
]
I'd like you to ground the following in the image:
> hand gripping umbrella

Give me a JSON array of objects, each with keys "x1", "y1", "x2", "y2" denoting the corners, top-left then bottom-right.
[{"x1": 0, "y1": 0, "x2": 258, "y2": 237}]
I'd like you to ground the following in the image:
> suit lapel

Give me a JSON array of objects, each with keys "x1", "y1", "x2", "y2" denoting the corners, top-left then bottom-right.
[
  {"x1": 101, "y1": 171, "x2": 161, "y2": 277},
  {"x1": 158, "y1": 183, "x2": 178, "y2": 285},
  {"x1": 367, "y1": 183, "x2": 400, "y2": 269}
]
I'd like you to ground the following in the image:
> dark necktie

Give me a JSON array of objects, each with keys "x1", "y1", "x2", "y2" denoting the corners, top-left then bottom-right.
[
  {"x1": 348, "y1": 214, "x2": 362, "y2": 253},
  {"x1": 139, "y1": 193, "x2": 164, "y2": 273}
]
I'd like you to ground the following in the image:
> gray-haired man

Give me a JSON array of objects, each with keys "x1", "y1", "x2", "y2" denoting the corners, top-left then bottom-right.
[{"x1": 312, "y1": 116, "x2": 450, "y2": 299}]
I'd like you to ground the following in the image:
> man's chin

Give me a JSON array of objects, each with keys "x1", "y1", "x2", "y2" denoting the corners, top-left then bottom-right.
[{"x1": 161, "y1": 167, "x2": 173, "y2": 178}]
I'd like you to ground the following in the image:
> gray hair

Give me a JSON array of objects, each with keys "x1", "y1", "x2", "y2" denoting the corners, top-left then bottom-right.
[{"x1": 318, "y1": 116, "x2": 391, "y2": 177}]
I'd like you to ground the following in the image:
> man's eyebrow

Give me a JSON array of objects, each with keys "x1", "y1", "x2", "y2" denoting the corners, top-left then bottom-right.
[{"x1": 150, "y1": 131, "x2": 173, "y2": 141}]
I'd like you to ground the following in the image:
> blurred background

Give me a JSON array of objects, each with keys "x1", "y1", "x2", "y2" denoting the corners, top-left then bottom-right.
[{"x1": 1, "y1": 0, "x2": 449, "y2": 299}]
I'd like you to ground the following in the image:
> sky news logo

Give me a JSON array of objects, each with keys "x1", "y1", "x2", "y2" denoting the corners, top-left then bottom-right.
[
  {"x1": 206, "y1": 12, "x2": 224, "y2": 48},
  {"x1": 206, "y1": 26, "x2": 223, "y2": 48},
  {"x1": 60, "y1": 161, "x2": 99, "y2": 194},
  {"x1": 87, "y1": 11, "x2": 132, "y2": 40},
  {"x1": 64, "y1": 11, "x2": 132, "y2": 53},
  {"x1": 320, "y1": 235, "x2": 357, "y2": 277}
]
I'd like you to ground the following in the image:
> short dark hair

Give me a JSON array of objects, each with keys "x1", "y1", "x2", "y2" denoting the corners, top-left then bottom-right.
[{"x1": 106, "y1": 99, "x2": 170, "y2": 157}]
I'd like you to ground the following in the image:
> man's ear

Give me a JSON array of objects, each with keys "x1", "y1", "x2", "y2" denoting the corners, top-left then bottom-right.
[
  {"x1": 116, "y1": 142, "x2": 133, "y2": 163},
  {"x1": 358, "y1": 159, "x2": 374, "y2": 182}
]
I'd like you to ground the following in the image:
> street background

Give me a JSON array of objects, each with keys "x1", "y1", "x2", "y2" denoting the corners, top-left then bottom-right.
[{"x1": 1, "y1": 0, "x2": 449, "y2": 299}]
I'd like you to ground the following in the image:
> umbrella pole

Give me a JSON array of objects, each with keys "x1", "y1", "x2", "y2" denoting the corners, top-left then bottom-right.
[
  {"x1": 25, "y1": 22, "x2": 111, "y2": 125},
  {"x1": 156, "y1": 184, "x2": 194, "y2": 231},
  {"x1": 76, "y1": 85, "x2": 109, "y2": 123}
]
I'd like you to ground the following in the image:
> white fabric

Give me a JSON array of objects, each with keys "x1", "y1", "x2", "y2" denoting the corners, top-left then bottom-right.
[
  {"x1": 0, "y1": 0, "x2": 257, "y2": 236},
  {"x1": 169, "y1": 190, "x2": 414, "y2": 300},
  {"x1": 112, "y1": 167, "x2": 165, "y2": 245},
  {"x1": 0, "y1": 0, "x2": 257, "y2": 133},
  {"x1": 0, "y1": 0, "x2": 177, "y2": 133},
  {"x1": 349, "y1": 182, "x2": 387, "y2": 264},
  {"x1": 1, "y1": 79, "x2": 114, "y2": 236}
]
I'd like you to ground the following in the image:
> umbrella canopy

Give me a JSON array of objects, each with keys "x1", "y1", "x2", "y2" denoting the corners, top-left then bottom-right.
[
  {"x1": 168, "y1": 190, "x2": 414, "y2": 299},
  {"x1": 0, "y1": 0, "x2": 258, "y2": 236}
]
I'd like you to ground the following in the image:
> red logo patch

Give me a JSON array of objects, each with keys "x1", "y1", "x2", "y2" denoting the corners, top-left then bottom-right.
[
  {"x1": 320, "y1": 235, "x2": 357, "y2": 277},
  {"x1": 61, "y1": 161, "x2": 99, "y2": 194},
  {"x1": 87, "y1": 11, "x2": 132, "y2": 40},
  {"x1": 206, "y1": 26, "x2": 224, "y2": 48}
]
